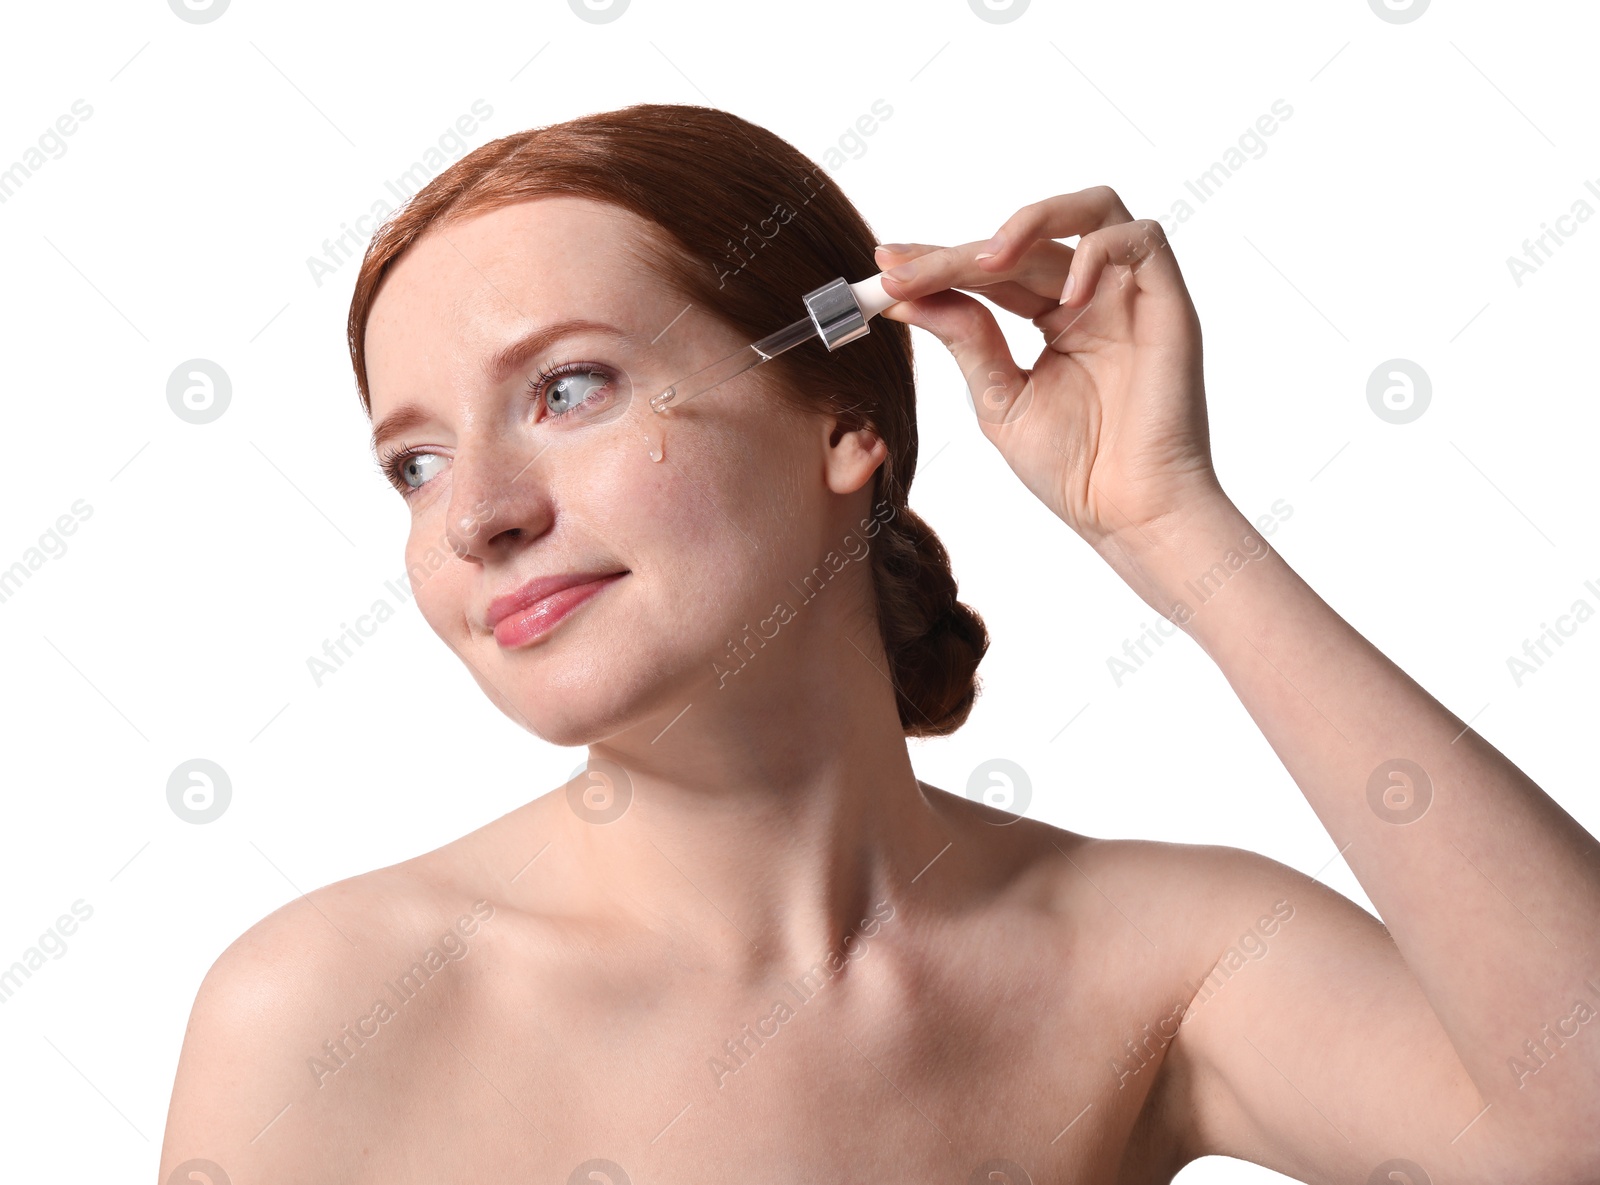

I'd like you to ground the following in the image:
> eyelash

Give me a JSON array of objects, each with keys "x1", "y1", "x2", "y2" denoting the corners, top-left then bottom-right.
[{"x1": 377, "y1": 360, "x2": 615, "y2": 497}]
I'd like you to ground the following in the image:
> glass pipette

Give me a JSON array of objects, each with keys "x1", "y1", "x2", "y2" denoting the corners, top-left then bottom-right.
[{"x1": 649, "y1": 273, "x2": 896, "y2": 414}]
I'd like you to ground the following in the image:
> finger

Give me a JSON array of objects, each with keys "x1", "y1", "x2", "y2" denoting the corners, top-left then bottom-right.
[
  {"x1": 977, "y1": 185, "x2": 1136, "y2": 272},
  {"x1": 875, "y1": 241, "x2": 1049, "y2": 318},
  {"x1": 960, "y1": 279, "x2": 1060, "y2": 323},
  {"x1": 981, "y1": 187, "x2": 1186, "y2": 306},
  {"x1": 1058, "y1": 217, "x2": 1186, "y2": 309},
  {"x1": 876, "y1": 240, "x2": 1071, "y2": 319},
  {"x1": 967, "y1": 237, "x2": 1077, "y2": 317},
  {"x1": 881, "y1": 188, "x2": 1129, "y2": 302},
  {"x1": 878, "y1": 289, "x2": 1035, "y2": 431},
  {"x1": 873, "y1": 242, "x2": 941, "y2": 263}
]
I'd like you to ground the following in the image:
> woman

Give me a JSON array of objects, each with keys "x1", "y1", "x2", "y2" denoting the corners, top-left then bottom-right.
[{"x1": 159, "y1": 104, "x2": 1600, "y2": 1184}]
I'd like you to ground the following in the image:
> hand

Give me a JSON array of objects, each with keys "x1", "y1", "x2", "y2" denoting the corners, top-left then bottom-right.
[{"x1": 875, "y1": 186, "x2": 1229, "y2": 562}]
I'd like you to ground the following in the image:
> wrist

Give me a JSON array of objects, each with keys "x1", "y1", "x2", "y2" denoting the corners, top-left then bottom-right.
[{"x1": 1092, "y1": 491, "x2": 1256, "y2": 617}]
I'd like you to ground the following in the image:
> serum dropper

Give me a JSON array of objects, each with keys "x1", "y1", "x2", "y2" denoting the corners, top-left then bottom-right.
[{"x1": 649, "y1": 273, "x2": 897, "y2": 414}]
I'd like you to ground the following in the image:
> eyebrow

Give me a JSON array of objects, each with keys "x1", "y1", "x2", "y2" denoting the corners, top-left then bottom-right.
[{"x1": 369, "y1": 318, "x2": 636, "y2": 457}]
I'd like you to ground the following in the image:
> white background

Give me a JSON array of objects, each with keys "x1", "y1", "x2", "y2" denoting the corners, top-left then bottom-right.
[{"x1": 1, "y1": 1, "x2": 1595, "y2": 1181}]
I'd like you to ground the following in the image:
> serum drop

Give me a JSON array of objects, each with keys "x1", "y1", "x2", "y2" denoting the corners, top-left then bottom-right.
[{"x1": 642, "y1": 423, "x2": 666, "y2": 463}]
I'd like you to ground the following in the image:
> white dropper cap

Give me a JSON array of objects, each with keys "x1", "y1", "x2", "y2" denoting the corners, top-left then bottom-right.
[{"x1": 848, "y1": 272, "x2": 897, "y2": 321}]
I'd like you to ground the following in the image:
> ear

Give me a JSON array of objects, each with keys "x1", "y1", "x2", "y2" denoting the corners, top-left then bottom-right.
[{"x1": 821, "y1": 415, "x2": 888, "y2": 496}]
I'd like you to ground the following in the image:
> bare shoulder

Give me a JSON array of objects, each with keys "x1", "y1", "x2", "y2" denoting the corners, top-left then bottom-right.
[
  {"x1": 1023, "y1": 825, "x2": 1382, "y2": 1003},
  {"x1": 1033, "y1": 829, "x2": 1404, "y2": 1171},
  {"x1": 1084, "y1": 836, "x2": 1427, "y2": 1170},
  {"x1": 919, "y1": 781, "x2": 1337, "y2": 942},
  {"x1": 916, "y1": 786, "x2": 1393, "y2": 1173},
  {"x1": 1058, "y1": 831, "x2": 1350, "y2": 926},
  {"x1": 158, "y1": 844, "x2": 506, "y2": 1182},
  {"x1": 1070, "y1": 832, "x2": 1390, "y2": 980}
]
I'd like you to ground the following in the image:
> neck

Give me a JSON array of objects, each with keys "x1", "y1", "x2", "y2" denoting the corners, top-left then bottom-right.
[{"x1": 550, "y1": 613, "x2": 953, "y2": 982}]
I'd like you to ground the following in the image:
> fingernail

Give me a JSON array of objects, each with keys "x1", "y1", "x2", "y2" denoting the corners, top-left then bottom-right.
[
  {"x1": 875, "y1": 242, "x2": 911, "y2": 254},
  {"x1": 974, "y1": 252, "x2": 997, "y2": 262},
  {"x1": 1059, "y1": 272, "x2": 1077, "y2": 304},
  {"x1": 884, "y1": 261, "x2": 918, "y2": 283}
]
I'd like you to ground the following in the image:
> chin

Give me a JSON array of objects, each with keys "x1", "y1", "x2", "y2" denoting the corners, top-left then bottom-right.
[
  {"x1": 522, "y1": 710, "x2": 619, "y2": 750},
  {"x1": 495, "y1": 664, "x2": 685, "y2": 752},
  {"x1": 466, "y1": 610, "x2": 714, "y2": 749}
]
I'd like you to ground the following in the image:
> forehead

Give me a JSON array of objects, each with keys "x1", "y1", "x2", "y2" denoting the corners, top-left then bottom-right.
[{"x1": 364, "y1": 197, "x2": 677, "y2": 395}]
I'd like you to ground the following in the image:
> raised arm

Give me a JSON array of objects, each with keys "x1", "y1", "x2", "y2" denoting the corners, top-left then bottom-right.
[{"x1": 873, "y1": 189, "x2": 1600, "y2": 1182}]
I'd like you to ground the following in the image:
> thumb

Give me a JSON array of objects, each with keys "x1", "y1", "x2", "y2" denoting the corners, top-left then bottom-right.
[{"x1": 878, "y1": 288, "x2": 1033, "y2": 431}]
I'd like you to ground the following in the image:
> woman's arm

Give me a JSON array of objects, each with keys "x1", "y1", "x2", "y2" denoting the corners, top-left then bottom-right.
[
  {"x1": 875, "y1": 187, "x2": 1600, "y2": 1182},
  {"x1": 1109, "y1": 492, "x2": 1600, "y2": 1182}
]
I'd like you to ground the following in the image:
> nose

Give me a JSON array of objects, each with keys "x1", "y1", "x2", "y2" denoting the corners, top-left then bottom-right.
[{"x1": 443, "y1": 431, "x2": 556, "y2": 563}]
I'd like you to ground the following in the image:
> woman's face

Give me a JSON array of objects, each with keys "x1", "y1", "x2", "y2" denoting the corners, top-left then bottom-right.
[{"x1": 364, "y1": 197, "x2": 868, "y2": 747}]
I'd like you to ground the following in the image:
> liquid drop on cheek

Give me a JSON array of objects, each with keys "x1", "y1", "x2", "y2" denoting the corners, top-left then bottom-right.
[{"x1": 640, "y1": 421, "x2": 666, "y2": 463}]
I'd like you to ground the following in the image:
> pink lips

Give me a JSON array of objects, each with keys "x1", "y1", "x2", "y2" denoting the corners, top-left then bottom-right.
[{"x1": 486, "y1": 571, "x2": 627, "y2": 649}]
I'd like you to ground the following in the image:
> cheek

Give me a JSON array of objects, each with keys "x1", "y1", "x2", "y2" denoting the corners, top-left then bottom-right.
[
  {"x1": 573, "y1": 416, "x2": 691, "y2": 536},
  {"x1": 597, "y1": 435, "x2": 730, "y2": 596},
  {"x1": 593, "y1": 423, "x2": 789, "y2": 636},
  {"x1": 405, "y1": 534, "x2": 474, "y2": 641}
]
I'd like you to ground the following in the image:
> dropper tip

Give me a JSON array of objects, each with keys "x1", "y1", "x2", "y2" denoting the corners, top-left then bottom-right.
[{"x1": 648, "y1": 386, "x2": 676, "y2": 414}]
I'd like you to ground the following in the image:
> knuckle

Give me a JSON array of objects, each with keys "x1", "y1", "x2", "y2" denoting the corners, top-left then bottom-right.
[
  {"x1": 1134, "y1": 218, "x2": 1168, "y2": 248},
  {"x1": 992, "y1": 209, "x2": 1030, "y2": 246}
]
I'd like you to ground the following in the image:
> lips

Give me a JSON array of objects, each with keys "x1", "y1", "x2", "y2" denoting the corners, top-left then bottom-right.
[{"x1": 480, "y1": 566, "x2": 624, "y2": 646}]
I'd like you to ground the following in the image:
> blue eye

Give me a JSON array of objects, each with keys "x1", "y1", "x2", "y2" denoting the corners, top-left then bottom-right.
[
  {"x1": 532, "y1": 361, "x2": 616, "y2": 418},
  {"x1": 377, "y1": 361, "x2": 618, "y2": 498},
  {"x1": 378, "y1": 445, "x2": 445, "y2": 496}
]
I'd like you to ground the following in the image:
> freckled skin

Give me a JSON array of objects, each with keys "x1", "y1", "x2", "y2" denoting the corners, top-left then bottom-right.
[
  {"x1": 362, "y1": 197, "x2": 842, "y2": 746},
  {"x1": 156, "y1": 198, "x2": 1270, "y2": 1183}
]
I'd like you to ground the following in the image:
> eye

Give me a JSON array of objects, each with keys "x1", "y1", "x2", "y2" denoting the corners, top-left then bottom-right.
[
  {"x1": 377, "y1": 443, "x2": 446, "y2": 497},
  {"x1": 376, "y1": 361, "x2": 619, "y2": 498},
  {"x1": 532, "y1": 361, "x2": 617, "y2": 419}
]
